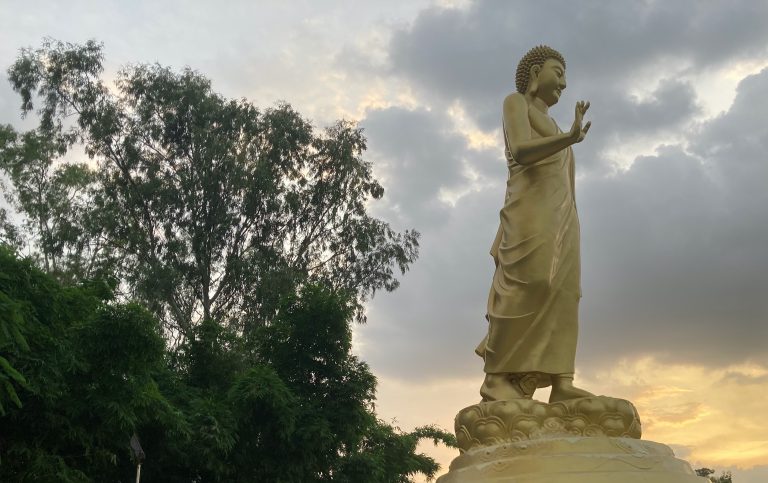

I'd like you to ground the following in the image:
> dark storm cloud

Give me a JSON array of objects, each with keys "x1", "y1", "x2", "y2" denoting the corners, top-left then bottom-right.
[
  {"x1": 572, "y1": 78, "x2": 702, "y2": 172},
  {"x1": 598, "y1": 80, "x2": 700, "y2": 135},
  {"x1": 577, "y1": 69, "x2": 768, "y2": 369},
  {"x1": 371, "y1": 0, "x2": 768, "y2": 172},
  {"x1": 387, "y1": 0, "x2": 768, "y2": 118}
]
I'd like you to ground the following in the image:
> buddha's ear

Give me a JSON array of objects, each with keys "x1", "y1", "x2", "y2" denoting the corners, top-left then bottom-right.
[{"x1": 529, "y1": 65, "x2": 540, "y2": 95}]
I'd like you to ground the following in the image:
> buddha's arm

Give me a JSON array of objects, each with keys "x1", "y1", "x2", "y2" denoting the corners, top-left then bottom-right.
[{"x1": 503, "y1": 94, "x2": 586, "y2": 166}]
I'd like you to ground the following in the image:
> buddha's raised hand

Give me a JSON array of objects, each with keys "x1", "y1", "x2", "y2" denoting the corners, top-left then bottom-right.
[{"x1": 570, "y1": 100, "x2": 591, "y2": 143}]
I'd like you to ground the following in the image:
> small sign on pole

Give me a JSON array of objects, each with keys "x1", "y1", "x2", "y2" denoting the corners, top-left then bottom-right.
[{"x1": 130, "y1": 433, "x2": 146, "y2": 483}]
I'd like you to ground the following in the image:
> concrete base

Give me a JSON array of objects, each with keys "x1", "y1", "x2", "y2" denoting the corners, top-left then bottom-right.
[{"x1": 436, "y1": 436, "x2": 708, "y2": 483}]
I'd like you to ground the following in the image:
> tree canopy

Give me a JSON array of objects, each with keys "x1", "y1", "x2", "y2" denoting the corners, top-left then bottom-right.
[
  {"x1": 0, "y1": 39, "x2": 454, "y2": 482},
  {"x1": 0, "y1": 245, "x2": 179, "y2": 481},
  {"x1": 0, "y1": 246, "x2": 453, "y2": 482},
  {"x1": 3, "y1": 38, "x2": 419, "y2": 339}
]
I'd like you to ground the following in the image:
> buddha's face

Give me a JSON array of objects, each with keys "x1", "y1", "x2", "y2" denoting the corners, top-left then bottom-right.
[{"x1": 532, "y1": 58, "x2": 567, "y2": 106}]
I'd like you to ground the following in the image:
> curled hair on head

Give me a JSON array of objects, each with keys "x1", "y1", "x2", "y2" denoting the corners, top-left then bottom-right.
[{"x1": 515, "y1": 45, "x2": 566, "y2": 93}]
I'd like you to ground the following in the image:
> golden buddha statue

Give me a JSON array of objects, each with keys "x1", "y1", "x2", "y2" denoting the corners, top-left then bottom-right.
[
  {"x1": 437, "y1": 46, "x2": 709, "y2": 483},
  {"x1": 476, "y1": 45, "x2": 594, "y2": 403}
]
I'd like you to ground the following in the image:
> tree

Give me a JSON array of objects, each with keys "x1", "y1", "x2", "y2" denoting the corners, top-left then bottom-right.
[
  {"x1": 1, "y1": 39, "x2": 454, "y2": 482},
  {"x1": 0, "y1": 209, "x2": 22, "y2": 251},
  {"x1": 696, "y1": 468, "x2": 734, "y2": 482},
  {"x1": 149, "y1": 284, "x2": 454, "y2": 483},
  {"x1": 249, "y1": 285, "x2": 453, "y2": 482},
  {"x1": 0, "y1": 247, "x2": 454, "y2": 482},
  {"x1": 4, "y1": 39, "x2": 419, "y2": 339},
  {"x1": 0, "y1": 124, "x2": 105, "y2": 282},
  {"x1": 0, "y1": 245, "x2": 184, "y2": 482}
]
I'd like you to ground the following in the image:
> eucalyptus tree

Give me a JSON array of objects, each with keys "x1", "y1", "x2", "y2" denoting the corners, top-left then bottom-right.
[
  {"x1": 0, "y1": 125, "x2": 104, "y2": 282},
  {"x1": 1, "y1": 40, "x2": 455, "y2": 483},
  {"x1": 5, "y1": 39, "x2": 418, "y2": 338}
]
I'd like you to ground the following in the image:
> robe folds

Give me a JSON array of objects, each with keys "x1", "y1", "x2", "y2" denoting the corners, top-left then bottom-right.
[{"x1": 476, "y1": 118, "x2": 581, "y2": 388}]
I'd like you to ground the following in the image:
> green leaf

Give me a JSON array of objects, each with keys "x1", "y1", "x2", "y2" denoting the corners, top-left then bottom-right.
[
  {"x1": 0, "y1": 355, "x2": 26, "y2": 384},
  {"x1": 10, "y1": 322, "x2": 29, "y2": 351},
  {"x1": 0, "y1": 39, "x2": 445, "y2": 483},
  {"x1": 2, "y1": 378, "x2": 22, "y2": 408}
]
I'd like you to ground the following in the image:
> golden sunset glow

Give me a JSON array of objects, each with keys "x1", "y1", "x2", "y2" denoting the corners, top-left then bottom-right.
[
  {"x1": 3, "y1": 0, "x2": 767, "y2": 481},
  {"x1": 364, "y1": 356, "x2": 768, "y2": 481}
]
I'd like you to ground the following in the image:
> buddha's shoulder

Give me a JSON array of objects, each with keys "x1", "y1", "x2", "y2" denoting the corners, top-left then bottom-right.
[{"x1": 503, "y1": 92, "x2": 528, "y2": 110}]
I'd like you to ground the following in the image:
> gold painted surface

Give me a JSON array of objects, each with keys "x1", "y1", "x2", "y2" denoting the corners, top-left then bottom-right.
[
  {"x1": 476, "y1": 46, "x2": 593, "y2": 402},
  {"x1": 454, "y1": 396, "x2": 641, "y2": 452},
  {"x1": 437, "y1": 436, "x2": 709, "y2": 483},
  {"x1": 441, "y1": 46, "x2": 709, "y2": 483}
]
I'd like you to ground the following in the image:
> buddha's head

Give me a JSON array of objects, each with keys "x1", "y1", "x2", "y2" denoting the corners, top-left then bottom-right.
[{"x1": 516, "y1": 45, "x2": 567, "y2": 106}]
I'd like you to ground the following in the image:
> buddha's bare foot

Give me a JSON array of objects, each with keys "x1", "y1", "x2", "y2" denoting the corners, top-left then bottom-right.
[
  {"x1": 480, "y1": 373, "x2": 527, "y2": 401},
  {"x1": 549, "y1": 374, "x2": 594, "y2": 403}
]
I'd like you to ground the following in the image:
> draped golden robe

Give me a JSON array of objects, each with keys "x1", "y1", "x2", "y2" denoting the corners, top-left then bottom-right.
[{"x1": 476, "y1": 115, "x2": 580, "y2": 387}]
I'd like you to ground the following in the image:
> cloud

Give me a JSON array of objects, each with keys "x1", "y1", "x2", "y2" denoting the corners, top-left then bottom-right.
[
  {"x1": 358, "y1": 105, "x2": 503, "y2": 379},
  {"x1": 371, "y1": 354, "x2": 768, "y2": 481},
  {"x1": 1, "y1": 0, "x2": 767, "y2": 478},
  {"x1": 359, "y1": 70, "x2": 767, "y2": 386},
  {"x1": 386, "y1": 0, "x2": 768, "y2": 112},
  {"x1": 577, "y1": 68, "x2": 768, "y2": 369},
  {"x1": 574, "y1": 78, "x2": 702, "y2": 172},
  {"x1": 357, "y1": 23, "x2": 768, "y2": 385},
  {"x1": 360, "y1": 182, "x2": 501, "y2": 380},
  {"x1": 585, "y1": 357, "x2": 768, "y2": 470},
  {"x1": 364, "y1": 0, "x2": 768, "y2": 173},
  {"x1": 585, "y1": 357, "x2": 768, "y2": 469},
  {"x1": 718, "y1": 371, "x2": 768, "y2": 386},
  {"x1": 362, "y1": 106, "x2": 470, "y2": 229},
  {"x1": 0, "y1": 0, "x2": 437, "y2": 128}
]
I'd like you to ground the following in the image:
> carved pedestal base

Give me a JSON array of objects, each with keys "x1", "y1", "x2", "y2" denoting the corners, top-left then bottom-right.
[
  {"x1": 437, "y1": 397, "x2": 708, "y2": 483},
  {"x1": 437, "y1": 436, "x2": 706, "y2": 482}
]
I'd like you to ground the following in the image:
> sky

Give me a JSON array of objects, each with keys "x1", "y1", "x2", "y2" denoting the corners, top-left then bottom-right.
[{"x1": 1, "y1": 0, "x2": 767, "y2": 481}]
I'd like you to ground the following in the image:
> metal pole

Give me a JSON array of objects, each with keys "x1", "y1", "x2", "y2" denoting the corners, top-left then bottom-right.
[{"x1": 135, "y1": 463, "x2": 142, "y2": 483}]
